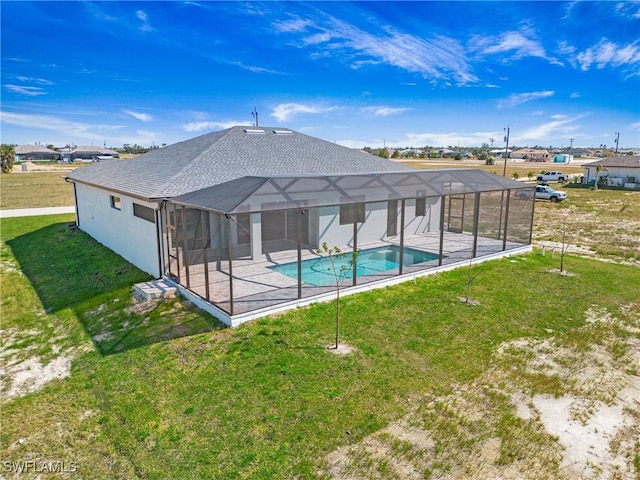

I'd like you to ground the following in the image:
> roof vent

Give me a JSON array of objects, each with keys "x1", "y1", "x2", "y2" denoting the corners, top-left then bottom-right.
[
  {"x1": 244, "y1": 128, "x2": 266, "y2": 135},
  {"x1": 273, "y1": 129, "x2": 293, "y2": 135}
]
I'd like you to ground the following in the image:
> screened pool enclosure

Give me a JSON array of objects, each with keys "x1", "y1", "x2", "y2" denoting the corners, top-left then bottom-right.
[{"x1": 160, "y1": 169, "x2": 534, "y2": 324}]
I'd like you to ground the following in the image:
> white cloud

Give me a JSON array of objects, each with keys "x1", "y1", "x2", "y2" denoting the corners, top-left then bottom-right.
[
  {"x1": 406, "y1": 131, "x2": 501, "y2": 148},
  {"x1": 124, "y1": 110, "x2": 153, "y2": 122},
  {"x1": 228, "y1": 61, "x2": 284, "y2": 74},
  {"x1": 274, "y1": 15, "x2": 477, "y2": 85},
  {"x1": 473, "y1": 31, "x2": 548, "y2": 60},
  {"x1": 272, "y1": 18, "x2": 314, "y2": 33},
  {"x1": 576, "y1": 38, "x2": 640, "y2": 71},
  {"x1": 0, "y1": 111, "x2": 126, "y2": 142},
  {"x1": 5, "y1": 85, "x2": 47, "y2": 96},
  {"x1": 136, "y1": 10, "x2": 153, "y2": 32},
  {"x1": 271, "y1": 103, "x2": 338, "y2": 122},
  {"x1": 361, "y1": 106, "x2": 410, "y2": 117},
  {"x1": 182, "y1": 120, "x2": 243, "y2": 132},
  {"x1": 570, "y1": 92, "x2": 581, "y2": 99},
  {"x1": 15, "y1": 76, "x2": 54, "y2": 85},
  {"x1": 498, "y1": 91, "x2": 554, "y2": 109},
  {"x1": 517, "y1": 114, "x2": 588, "y2": 142}
]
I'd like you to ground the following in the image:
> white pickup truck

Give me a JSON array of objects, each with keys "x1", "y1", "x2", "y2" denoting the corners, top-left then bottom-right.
[
  {"x1": 536, "y1": 171, "x2": 569, "y2": 182},
  {"x1": 517, "y1": 185, "x2": 568, "y2": 202},
  {"x1": 534, "y1": 185, "x2": 567, "y2": 202}
]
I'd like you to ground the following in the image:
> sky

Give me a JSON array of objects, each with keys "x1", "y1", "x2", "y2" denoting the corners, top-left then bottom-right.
[{"x1": 1, "y1": 1, "x2": 639, "y2": 150}]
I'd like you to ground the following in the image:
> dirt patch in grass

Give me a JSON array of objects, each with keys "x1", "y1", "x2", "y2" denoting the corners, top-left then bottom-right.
[
  {"x1": 327, "y1": 343, "x2": 356, "y2": 355},
  {"x1": 0, "y1": 326, "x2": 90, "y2": 403},
  {"x1": 323, "y1": 303, "x2": 640, "y2": 479}
]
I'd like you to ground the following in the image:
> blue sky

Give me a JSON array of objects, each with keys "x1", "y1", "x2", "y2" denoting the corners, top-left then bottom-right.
[{"x1": 1, "y1": 1, "x2": 639, "y2": 150}]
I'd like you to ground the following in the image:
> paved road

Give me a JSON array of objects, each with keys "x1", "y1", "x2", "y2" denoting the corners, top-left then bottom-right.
[{"x1": 0, "y1": 206, "x2": 76, "y2": 219}]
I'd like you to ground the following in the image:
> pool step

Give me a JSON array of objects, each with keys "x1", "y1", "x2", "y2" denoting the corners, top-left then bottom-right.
[{"x1": 133, "y1": 279, "x2": 177, "y2": 301}]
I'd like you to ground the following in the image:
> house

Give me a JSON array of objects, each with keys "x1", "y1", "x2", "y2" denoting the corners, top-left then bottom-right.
[
  {"x1": 65, "y1": 126, "x2": 533, "y2": 326},
  {"x1": 15, "y1": 145, "x2": 60, "y2": 162},
  {"x1": 68, "y1": 146, "x2": 119, "y2": 162},
  {"x1": 510, "y1": 148, "x2": 550, "y2": 161},
  {"x1": 582, "y1": 155, "x2": 640, "y2": 188},
  {"x1": 490, "y1": 148, "x2": 512, "y2": 159}
]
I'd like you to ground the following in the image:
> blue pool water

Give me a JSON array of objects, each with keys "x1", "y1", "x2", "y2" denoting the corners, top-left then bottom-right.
[{"x1": 269, "y1": 246, "x2": 439, "y2": 287}]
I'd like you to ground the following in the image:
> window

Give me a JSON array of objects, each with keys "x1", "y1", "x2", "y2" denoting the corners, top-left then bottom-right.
[
  {"x1": 133, "y1": 203, "x2": 155, "y2": 223},
  {"x1": 415, "y1": 197, "x2": 426, "y2": 217},
  {"x1": 110, "y1": 195, "x2": 121, "y2": 210},
  {"x1": 339, "y1": 202, "x2": 365, "y2": 225}
]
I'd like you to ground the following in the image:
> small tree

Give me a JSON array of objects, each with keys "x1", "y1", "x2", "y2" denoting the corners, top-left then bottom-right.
[
  {"x1": 594, "y1": 164, "x2": 602, "y2": 190},
  {"x1": 527, "y1": 171, "x2": 535, "y2": 181},
  {"x1": 512, "y1": 171, "x2": 520, "y2": 181},
  {"x1": 559, "y1": 216, "x2": 569, "y2": 273},
  {"x1": 1, "y1": 144, "x2": 15, "y2": 173},
  {"x1": 316, "y1": 242, "x2": 358, "y2": 350}
]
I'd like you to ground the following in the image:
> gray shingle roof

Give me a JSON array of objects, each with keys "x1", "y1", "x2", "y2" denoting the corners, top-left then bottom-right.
[
  {"x1": 65, "y1": 126, "x2": 416, "y2": 200},
  {"x1": 16, "y1": 145, "x2": 59, "y2": 154},
  {"x1": 582, "y1": 155, "x2": 640, "y2": 168}
]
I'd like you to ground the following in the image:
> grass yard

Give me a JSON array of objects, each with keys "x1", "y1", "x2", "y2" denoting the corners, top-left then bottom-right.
[
  {"x1": 533, "y1": 186, "x2": 640, "y2": 264},
  {"x1": 1, "y1": 212, "x2": 639, "y2": 478},
  {"x1": 0, "y1": 171, "x2": 75, "y2": 209}
]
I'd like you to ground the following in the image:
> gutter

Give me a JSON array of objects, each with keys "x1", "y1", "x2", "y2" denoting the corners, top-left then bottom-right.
[{"x1": 63, "y1": 176, "x2": 80, "y2": 227}]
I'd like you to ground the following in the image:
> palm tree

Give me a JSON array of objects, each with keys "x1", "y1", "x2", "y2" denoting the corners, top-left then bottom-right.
[
  {"x1": 594, "y1": 164, "x2": 602, "y2": 190},
  {"x1": 1, "y1": 144, "x2": 15, "y2": 173}
]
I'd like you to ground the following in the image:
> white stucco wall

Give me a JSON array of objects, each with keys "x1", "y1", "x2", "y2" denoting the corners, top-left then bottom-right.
[
  {"x1": 582, "y1": 166, "x2": 640, "y2": 185},
  {"x1": 75, "y1": 183, "x2": 160, "y2": 276}
]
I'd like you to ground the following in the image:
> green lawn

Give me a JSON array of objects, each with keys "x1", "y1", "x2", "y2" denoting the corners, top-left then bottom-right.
[
  {"x1": 0, "y1": 171, "x2": 75, "y2": 209},
  {"x1": 1, "y1": 214, "x2": 639, "y2": 478}
]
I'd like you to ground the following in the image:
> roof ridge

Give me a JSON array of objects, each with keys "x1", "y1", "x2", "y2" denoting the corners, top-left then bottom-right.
[{"x1": 149, "y1": 126, "x2": 239, "y2": 197}]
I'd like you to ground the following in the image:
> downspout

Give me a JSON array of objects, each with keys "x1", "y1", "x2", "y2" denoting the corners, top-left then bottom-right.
[{"x1": 64, "y1": 177, "x2": 79, "y2": 227}]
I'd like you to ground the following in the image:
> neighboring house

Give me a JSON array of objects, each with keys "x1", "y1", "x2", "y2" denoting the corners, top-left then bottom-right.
[
  {"x1": 582, "y1": 155, "x2": 640, "y2": 188},
  {"x1": 490, "y1": 148, "x2": 512, "y2": 158},
  {"x1": 15, "y1": 145, "x2": 60, "y2": 162},
  {"x1": 69, "y1": 146, "x2": 119, "y2": 162},
  {"x1": 65, "y1": 126, "x2": 532, "y2": 326},
  {"x1": 510, "y1": 148, "x2": 550, "y2": 161}
]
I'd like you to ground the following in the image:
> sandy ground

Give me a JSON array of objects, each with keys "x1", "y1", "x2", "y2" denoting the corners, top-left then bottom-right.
[
  {"x1": 12, "y1": 161, "x2": 77, "y2": 173},
  {"x1": 323, "y1": 304, "x2": 640, "y2": 479}
]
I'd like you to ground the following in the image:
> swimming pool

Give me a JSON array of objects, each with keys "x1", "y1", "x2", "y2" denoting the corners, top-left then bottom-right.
[{"x1": 268, "y1": 245, "x2": 439, "y2": 287}]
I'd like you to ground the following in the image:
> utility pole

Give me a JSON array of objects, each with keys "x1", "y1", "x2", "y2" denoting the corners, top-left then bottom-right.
[
  {"x1": 614, "y1": 132, "x2": 620, "y2": 154},
  {"x1": 569, "y1": 138, "x2": 573, "y2": 157},
  {"x1": 502, "y1": 127, "x2": 510, "y2": 177}
]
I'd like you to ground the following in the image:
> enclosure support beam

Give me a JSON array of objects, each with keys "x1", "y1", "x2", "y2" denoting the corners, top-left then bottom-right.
[
  {"x1": 527, "y1": 195, "x2": 535, "y2": 246},
  {"x1": 352, "y1": 220, "x2": 358, "y2": 286},
  {"x1": 472, "y1": 192, "x2": 481, "y2": 258},
  {"x1": 180, "y1": 206, "x2": 190, "y2": 289},
  {"x1": 438, "y1": 195, "x2": 446, "y2": 266},
  {"x1": 226, "y1": 214, "x2": 234, "y2": 316},
  {"x1": 201, "y1": 210, "x2": 210, "y2": 301},
  {"x1": 297, "y1": 208, "x2": 302, "y2": 299},
  {"x1": 502, "y1": 189, "x2": 511, "y2": 251},
  {"x1": 399, "y1": 199, "x2": 406, "y2": 275}
]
